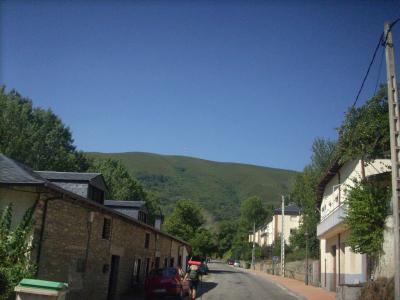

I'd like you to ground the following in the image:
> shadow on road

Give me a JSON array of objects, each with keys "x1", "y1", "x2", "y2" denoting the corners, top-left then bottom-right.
[
  {"x1": 208, "y1": 269, "x2": 237, "y2": 274},
  {"x1": 197, "y1": 281, "x2": 218, "y2": 297}
]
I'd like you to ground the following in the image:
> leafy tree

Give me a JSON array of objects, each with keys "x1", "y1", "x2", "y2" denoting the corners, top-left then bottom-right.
[
  {"x1": 88, "y1": 158, "x2": 163, "y2": 225},
  {"x1": 240, "y1": 196, "x2": 268, "y2": 230},
  {"x1": 0, "y1": 87, "x2": 89, "y2": 172},
  {"x1": 345, "y1": 179, "x2": 391, "y2": 260},
  {"x1": 337, "y1": 86, "x2": 389, "y2": 163},
  {"x1": 0, "y1": 203, "x2": 36, "y2": 300},
  {"x1": 189, "y1": 229, "x2": 216, "y2": 257},
  {"x1": 216, "y1": 219, "x2": 238, "y2": 257},
  {"x1": 88, "y1": 158, "x2": 146, "y2": 201},
  {"x1": 291, "y1": 138, "x2": 337, "y2": 258},
  {"x1": 164, "y1": 199, "x2": 204, "y2": 242}
]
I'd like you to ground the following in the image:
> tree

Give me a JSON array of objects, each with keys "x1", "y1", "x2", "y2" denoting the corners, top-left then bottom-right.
[
  {"x1": 345, "y1": 178, "x2": 391, "y2": 261},
  {"x1": 0, "y1": 87, "x2": 89, "y2": 172},
  {"x1": 240, "y1": 196, "x2": 268, "y2": 230},
  {"x1": 189, "y1": 229, "x2": 216, "y2": 257},
  {"x1": 88, "y1": 158, "x2": 146, "y2": 201},
  {"x1": 164, "y1": 199, "x2": 204, "y2": 242},
  {"x1": 216, "y1": 219, "x2": 238, "y2": 257},
  {"x1": 337, "y1": 86, "x2": 389, "y2": 163},
  {"x1": 291, "y1": 138, "x2": 337, "y2": 259},
  {"x1": 0, "y1": 203, "x2": 36, "y2": 300}
]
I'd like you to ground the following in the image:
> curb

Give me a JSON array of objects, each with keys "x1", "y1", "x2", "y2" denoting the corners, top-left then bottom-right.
[{"x1": 241, "y1": 268, "x2": 308, "y2": 300}]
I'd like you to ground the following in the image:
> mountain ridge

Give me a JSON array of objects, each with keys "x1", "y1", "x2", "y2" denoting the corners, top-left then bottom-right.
[{"x1": 86, "y1": 151, "x2": 298, "y2": 221}]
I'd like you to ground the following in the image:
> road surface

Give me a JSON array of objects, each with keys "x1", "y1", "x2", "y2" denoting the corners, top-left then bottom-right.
[{"x1": 197, "y1": 261, "x2": 299, "y2": 300}]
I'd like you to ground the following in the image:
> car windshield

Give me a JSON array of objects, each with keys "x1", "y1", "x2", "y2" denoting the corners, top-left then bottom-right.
[{"x1": 149, "y1": 268, "x2": 177, "y2": 278}]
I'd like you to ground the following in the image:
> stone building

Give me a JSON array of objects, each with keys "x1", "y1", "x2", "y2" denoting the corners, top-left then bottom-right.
[{"x1": 0, "y1": 155, "x2": 190, "y2": 300}]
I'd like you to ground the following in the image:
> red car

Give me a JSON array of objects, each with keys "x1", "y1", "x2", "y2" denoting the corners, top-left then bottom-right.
[{"x1": 144, "y1": 267, "x2": 189, "y2": 299}]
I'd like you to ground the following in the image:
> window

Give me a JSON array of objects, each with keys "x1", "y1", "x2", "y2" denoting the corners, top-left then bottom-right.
[
  {"x1": 88, "y1": 185, "x2": 104, "y2": 203},
  {"x1": 144, "y1": 233, "x2": 150, "y2": 249},
  {"x1": 102, "y1": 218, "x2": 111, "y2": 240},
  {"x1": 169, "y1": 257, "x2": 174, "y2": 267},
  {"x1": 164, "y1": 258, "x2": 168, "y2": 267},
  {"x1": 139, "y1": 211, "x2": 147, "y2": 223}
]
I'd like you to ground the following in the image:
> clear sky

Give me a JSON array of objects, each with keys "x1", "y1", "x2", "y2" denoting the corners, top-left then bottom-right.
[{"x1": 1, "y1": 1, "x2": 399, "y2": 171}]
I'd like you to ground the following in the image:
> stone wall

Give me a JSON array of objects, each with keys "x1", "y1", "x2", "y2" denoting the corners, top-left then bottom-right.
[{"x1": 254, "y1": 259, "x2": 320, "y2": 287}]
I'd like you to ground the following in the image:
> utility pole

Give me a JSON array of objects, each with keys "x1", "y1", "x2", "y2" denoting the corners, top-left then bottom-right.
[
  {"x1": 251, "y1": 221, "x2": 255, "y2": 270},
  {"x1": 281, "y1": 195, "x2": 285, "y2": 277},
  {"x1": 305, "y1": 231, "x2": 309, "y2": 285},
  {"x1": 385, "y1": 21, "x2": 400, "y2": 300}
]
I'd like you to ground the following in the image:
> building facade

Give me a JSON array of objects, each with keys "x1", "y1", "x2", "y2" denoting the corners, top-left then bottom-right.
[
  {"x1": 316, "y1": 158, "x2": 391, "y2": 292},
  {"x1": 249, "y1": 204, "x2": 301, "y2": 247},
  {"x1": 0, "y1": 155, "x2": 190, "y2": 300}
]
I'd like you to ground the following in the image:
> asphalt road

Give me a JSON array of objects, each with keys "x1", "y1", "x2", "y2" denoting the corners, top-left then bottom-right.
[{"x1": 197, "y1": 261, "x2": 299, "y2": 300}]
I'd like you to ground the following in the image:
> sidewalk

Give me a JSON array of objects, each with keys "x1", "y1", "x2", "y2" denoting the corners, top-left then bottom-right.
[{"x1": 246, "y1": 269, "x2": 336, "y2": 300}]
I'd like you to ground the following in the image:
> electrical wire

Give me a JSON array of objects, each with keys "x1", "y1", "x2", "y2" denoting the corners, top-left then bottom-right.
[
  {"x1": 352, "y1": 17, "x2": 400, "y2": 108},
  {"x1": 352, "y1": 32, "x2": 384, "y2": 107},
  {"x1": 373, "y1": 47, "x2": 385, "y2": 95}
]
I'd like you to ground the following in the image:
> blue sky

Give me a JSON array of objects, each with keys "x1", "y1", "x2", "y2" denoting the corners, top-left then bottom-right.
[{"x1": 1, "y1": 1, "x2": 399, "y2": 171}]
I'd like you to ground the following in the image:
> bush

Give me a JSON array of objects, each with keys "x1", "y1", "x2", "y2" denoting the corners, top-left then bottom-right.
[{"x1": 359, "y1": 277, "x2": 394, "y2": 300}]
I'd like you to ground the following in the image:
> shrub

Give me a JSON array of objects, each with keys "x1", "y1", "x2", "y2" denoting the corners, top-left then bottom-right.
[{"x1": 359, "y1": 277, "x2": 394, "y2": 300}]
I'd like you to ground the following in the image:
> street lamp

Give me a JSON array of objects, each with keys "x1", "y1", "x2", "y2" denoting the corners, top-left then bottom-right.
[{"x1": 305, "y1": 231, "x2": 309, "y2": 285}]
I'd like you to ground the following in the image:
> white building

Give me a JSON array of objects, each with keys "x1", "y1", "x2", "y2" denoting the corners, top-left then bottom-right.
[
  {"x1": 316, "y1": 158, "x2": 393, "y2": 292},
  {"x1": 249, "y1": 204, "x2": 301, "y2": 247}
]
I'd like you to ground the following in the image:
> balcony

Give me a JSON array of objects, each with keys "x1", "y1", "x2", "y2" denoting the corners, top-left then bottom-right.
[{"x1": 317, "y1": 203, "x2": 346, "y2": 238}]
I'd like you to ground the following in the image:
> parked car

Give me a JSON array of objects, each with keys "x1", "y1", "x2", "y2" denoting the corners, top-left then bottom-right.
[
  {"x1": 227, "y1": 259, "x2": 234, "y2": 265},
  {"x1": 144, "y1": 267, "x2": 189, "y2": 299},
  {"x1": 233, "y1": 260, "x2": 240, "y2": 267}
]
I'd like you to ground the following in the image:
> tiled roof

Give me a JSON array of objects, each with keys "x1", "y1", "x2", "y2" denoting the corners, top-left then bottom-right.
[
  {"x1": 35, "y1": 171, "x2": 102, "y2": 181},
  {"x1": 0, "y1": 155, "x2": 46, "y2": 185},
  {"x1": 36, "y1": 171, "x2": 108, "y2": 192},
  {"x1": 274, "y1": 204, "x2": 301, "y2": 215},
  {"x1": 104, "y1": 200, "x2": 146, "y2": 208}
]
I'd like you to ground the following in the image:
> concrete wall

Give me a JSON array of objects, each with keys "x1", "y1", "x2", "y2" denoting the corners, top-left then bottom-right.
[
  {"x1": 0, "y1": 186, "x2": 38, "y2": 228},
  {"x1": 374, "y1": 216, "x2": 395, "y2": 279},
  {"x1": 320, "y1": 230, "x2": 366, "y2": 292}
]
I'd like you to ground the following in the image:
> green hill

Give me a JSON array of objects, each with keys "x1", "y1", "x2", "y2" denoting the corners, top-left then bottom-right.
[{"x1": 87, "y1": 152, "x2": 298, "y2": 221}]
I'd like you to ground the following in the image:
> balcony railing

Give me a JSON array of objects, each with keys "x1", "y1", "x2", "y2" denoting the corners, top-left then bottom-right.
[{"x1": 317, "y1": 203, "x2": 346, "y2": 237}]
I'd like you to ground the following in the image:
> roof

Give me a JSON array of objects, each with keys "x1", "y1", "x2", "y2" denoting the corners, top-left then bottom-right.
[
  {"x1": 0, "y1": 154, "x2": 189, "y2": 247},
  {"x1": 0, "y1": 155, "x2": 46, "y2": 185},
  {"x1": 104, "y1": 200, "x2": 146, "y2": 208},
  {"x1": 35, "y1": 171, "x2": 101, "y2": 181},
  {"x1": 35, "y1": 171, "x2": 108, "y2": 192},
  {"x1": 274, "y1": 204, "x2": 301, "y2": 215},
  {"x1": 316, "y1": 159, "x2": 342, "y2": 206}
]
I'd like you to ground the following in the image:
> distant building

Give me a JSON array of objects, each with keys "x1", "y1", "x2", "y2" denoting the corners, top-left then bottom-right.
[
  {"x1": 316, "y1": 158, "x2": 392, "y2": 292},
  {"x1": 249, "y1": 204, "x2": 301, "y2": 247}
]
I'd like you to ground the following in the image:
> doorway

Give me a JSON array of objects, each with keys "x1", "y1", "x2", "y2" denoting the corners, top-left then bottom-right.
[
  {"x1": 331, "y1": 245, "x2": 337, "y2": 291},
  {"x1": 107, "y1": 255, "x2": 120, "y2": 300}
]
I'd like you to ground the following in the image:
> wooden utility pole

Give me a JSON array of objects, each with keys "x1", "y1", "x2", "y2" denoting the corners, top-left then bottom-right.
[
  {"x1": 384, "y1": 21, "x2": 400, "y2": 300},
  {"x1": 281, "y1": 195, "x2": 285, "y2": 277}
]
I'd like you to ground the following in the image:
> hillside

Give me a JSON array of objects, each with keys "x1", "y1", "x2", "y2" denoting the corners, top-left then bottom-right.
[{"x1": 87, "y1": 152, "x2": 298, "y2": 221}]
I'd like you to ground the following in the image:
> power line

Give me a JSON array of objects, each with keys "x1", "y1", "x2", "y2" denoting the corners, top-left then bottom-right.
[
  {"x1": 352, "y1": 32, "x2": 384, "y2": 107},
  {"x1": 373, "y1": 47, "x2": 385, "y2": 95},
  {"x1": 352, "y1": 17, "x2": 400, "y2": 108}
]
